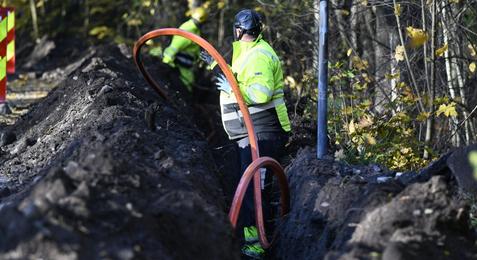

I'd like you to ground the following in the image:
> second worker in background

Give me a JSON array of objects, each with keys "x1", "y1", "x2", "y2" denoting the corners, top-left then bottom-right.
[{"x1": 162, "y1": 6, "x2": 207, "y2": 92}]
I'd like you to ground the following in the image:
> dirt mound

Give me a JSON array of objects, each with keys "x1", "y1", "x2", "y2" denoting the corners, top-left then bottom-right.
[
  {"x1": 272, "y1": 146, "x2": 477, "y2": 260},
  {"x1": 0, "y1": 45, "x2": 239, "y2": 259}
]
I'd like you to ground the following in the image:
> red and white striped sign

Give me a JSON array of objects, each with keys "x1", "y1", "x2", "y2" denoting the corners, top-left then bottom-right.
[
  {"x1": 0, "y1": 6, "x2": 14, "y2": 105},
  {"x1": 6, "y1": 7, "x2": 14, "y2": 74},
  {"x1": 0, "y1": 8, "x2": 7, "y2": 104}
]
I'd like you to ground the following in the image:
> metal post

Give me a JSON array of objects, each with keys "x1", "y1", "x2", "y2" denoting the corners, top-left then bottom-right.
[{"x1": 317, "y1": 0, "x2": 329, "y2": 159}]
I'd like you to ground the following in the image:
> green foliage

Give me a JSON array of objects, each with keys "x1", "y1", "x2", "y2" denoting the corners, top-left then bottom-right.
[
  {"x1": 89, "y1": 26, "x2": 112, "y2": 40},
  {"x1": 252, "y1": 0, "x2": 433, "y2": 171},
  {"x1": 328, "y1": 56, "x2": 431, "y2": 171},
  {"x1": 11, "y1": 0, "x2": 190, "y2": 43}
]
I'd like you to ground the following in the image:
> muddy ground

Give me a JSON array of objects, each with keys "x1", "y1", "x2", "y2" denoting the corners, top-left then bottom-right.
[{"x1": 1, "y1": 38, "x2": 477, "y2": 260}]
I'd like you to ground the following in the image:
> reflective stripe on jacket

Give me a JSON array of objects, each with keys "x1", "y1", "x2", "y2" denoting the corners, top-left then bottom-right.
[
  {"x1": 220, "y1": 35, "x2": 291, "y2": 140},
  {"x1": 162, "y1": 19, "x2": 201, "y2": 66}
]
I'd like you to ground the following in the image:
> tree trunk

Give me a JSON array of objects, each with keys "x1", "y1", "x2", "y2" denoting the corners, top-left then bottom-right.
[
  {"x1": 372, "y1": 4, "x2": 397, "y2": 114},
  {"x1": 389, "y1": 33, "x2": 399, "y2": 107},
  {"x1": 30, "y1": 0, "x2": 39, "y2": 40},
  {"x1": 392, "y1": 0, "x2": 424, "y2": 113},
  {"x1": 442, "y1": 5, "x2": 461, "y2": 146},
  {"x1": 423, "y1": 0, "x2": 437, "y2": 159},
  {"x1": 313, "y1": 0, "x2": 320, "y2": 72},
  {"x1": 84, "y1": 0, "x2": 90, "y2": 37},
  {"x1": 218, "y1": 7, "x2": 225, "y2": 47},
  {"x1": 350, "y1": 3, "x2": 358, "y2": 51}
]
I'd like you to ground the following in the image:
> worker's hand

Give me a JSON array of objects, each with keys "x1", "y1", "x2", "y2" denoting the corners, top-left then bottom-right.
[
  {"x1": 215, "y1": 74, "x2": 232, "y2": 94},
  {"x1": 199, "y1": 50, "x2": 214, "y2": 65}
]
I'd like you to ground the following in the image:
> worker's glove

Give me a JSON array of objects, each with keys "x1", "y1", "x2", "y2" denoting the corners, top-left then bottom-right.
[
  {"x1": 215, "y1": 74, "x2": 232, "y2": 94},
  {"x1": 199, "y1": 50, "x2": 214, "y2": 65}
]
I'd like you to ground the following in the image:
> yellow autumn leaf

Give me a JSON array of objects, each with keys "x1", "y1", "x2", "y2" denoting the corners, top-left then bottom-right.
[
  {"x1": 361, "y1": 99, "x2": 372, "y2": 109},
  {"x1": 435, "y1": 43, "x2": 448, "y2": 57},
  {"x1": 470, "y1": 62, "x2": 476, "y2": 73},
  {"x1": 285, "y1": 76, "x2": 297, "y2": 89},
  {"x1": 142, "y1": 0, "x2": 151, "y2": 7},
  {"x1": 416, "y1": 112, "x2": 431, "y2": 122},
  {"x1": 127, "y1": 18, "x2": 143, "y2": 26},
  {"x1": 362, "y1": 73, "x2": 373, "y2": 83},
  {"x1": 365, "y1": 134, "x2": 377, "y2": 145},
  {"x1": 341, "y1": 9, "x2": 350, "y2": 16},
  {"x1": 395, "y1": 45, "x2": 405, "y2": 62},
  {"x1": 347, "y1": 48, "x2": 353, "y2": 57},
  {"x1": 394, "y1": 3, "x2": 401, "y2": 16},
  {"x1": 36, "y1": 0, "x2": 45, "y2": 8},
  {"x1": 436, "y1": 103, "x2": 457, "y2": 117},
  {"x1": 396, "y1": 82, "x2": 407, "y2": 89},
  {"x1": 343, "y1": 107, "x2": 353, "y2": 115},
  {"x1": 449, "y1": 0, "x2": 460, "y2": 3},
  {"x1": 203, "y1": 1, "x2": 211, "y2": 9},
  {"x1": 360, "y1": 0, "x2": 368, "y2": 6},
  {"x1": 351, "y1": 56, "x2": 369, "y2": 71},
  {"x1": 469, "y1": 44, "x2": 477, "y2": 57},
  {"x1": 358, "y1": 115, "x2": 373, "y2": 128},
  {"x1": 89, "y1": 26, "x2": 113, "y2": 39},
  {"x1": 406, "y1": 26, "x2": 428, "y2": 48},
  {"x1": 385, "y1": 72, "x2": 400, "y2": 80},
  {"x1": 353, "y1": 81, "x2": 367, "y2": 91},
  {"x1": 348, "y1": 120, "x2": 356, "y2": 135},
  {"x1": 394, "y1": 112, "x2": 410, "y2": 121}
]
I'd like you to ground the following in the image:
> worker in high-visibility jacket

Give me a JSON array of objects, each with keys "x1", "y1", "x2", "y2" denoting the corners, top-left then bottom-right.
[
  {"x1": 162, "y1": 7, "x2": 207, "y2": 91},
  {"x1": 201, "y1": 9, "x2": 291, "y2": 259}
]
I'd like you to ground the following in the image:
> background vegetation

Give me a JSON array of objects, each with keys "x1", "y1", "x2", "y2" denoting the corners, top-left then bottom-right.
[{"x1": 7, "y1": 0, "x2": 477, "y2": 171}]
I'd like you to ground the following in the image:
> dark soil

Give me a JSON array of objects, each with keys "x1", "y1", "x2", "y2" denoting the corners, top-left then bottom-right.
[
  {"x1": 0, "y1": 44, "x2": 240, "y2": 259},
  {"x1": 272, "y1": 146, "x2": 477, "y2": 260}
]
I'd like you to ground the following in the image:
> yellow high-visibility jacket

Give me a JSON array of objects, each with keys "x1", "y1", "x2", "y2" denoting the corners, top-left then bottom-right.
[
  {"x1": 220, "y1": 35, "x2": 291, "y2": 140},
  {"x1": 162, "y1": 18, "x2": 201, "y2": 66}
]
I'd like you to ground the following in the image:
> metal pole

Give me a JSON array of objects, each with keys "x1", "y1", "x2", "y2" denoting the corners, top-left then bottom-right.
[{"x1": 317, "y1": 0, "x2": 329, "y2": 159}]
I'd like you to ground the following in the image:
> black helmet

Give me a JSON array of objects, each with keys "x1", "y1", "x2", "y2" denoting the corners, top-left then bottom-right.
[{"x1": 234, "y1": 9, "x2": 262, "y2": 40}]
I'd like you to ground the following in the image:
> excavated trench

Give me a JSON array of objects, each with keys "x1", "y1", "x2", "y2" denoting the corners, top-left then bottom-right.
[{"x1": 1, "y1": 40, "x2": 477, "y2": 260}]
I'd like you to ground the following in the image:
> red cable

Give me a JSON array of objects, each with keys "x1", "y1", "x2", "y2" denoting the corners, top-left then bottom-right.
[{"x1": 133, "y1": 28, "x2": 290, "y2": 248}]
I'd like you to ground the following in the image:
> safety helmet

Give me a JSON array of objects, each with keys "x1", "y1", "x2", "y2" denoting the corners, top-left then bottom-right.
[
  {"x1": 191, "y1": 7, "x2": 208, "y2": 23},
  {"x1": 234, "y1": 9, "x2": 262, "y2": 40},
  {"x1": 188, "y1": 0, "x2": 201, "y2": 10}
]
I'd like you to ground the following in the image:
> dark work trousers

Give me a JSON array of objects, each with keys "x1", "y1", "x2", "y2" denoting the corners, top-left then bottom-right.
[{"x1": 236, "y1": 132, "x2": 288, "y2": 242}]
